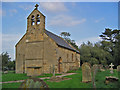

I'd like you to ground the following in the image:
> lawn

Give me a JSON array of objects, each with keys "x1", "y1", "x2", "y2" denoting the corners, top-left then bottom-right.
[
  {"x1": 2, "y1": 68, "x2": 120, "y2": 88},
  {"x1": 2, "y1": 71, "x2": 61, "y2": 82}
]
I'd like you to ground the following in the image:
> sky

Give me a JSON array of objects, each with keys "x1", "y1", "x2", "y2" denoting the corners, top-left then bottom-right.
[{"x1": 1, "y1": 2, "x2": 118, "y2": 60}]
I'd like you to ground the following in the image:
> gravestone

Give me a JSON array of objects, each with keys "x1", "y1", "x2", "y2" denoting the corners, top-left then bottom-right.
[
  {"x1": 19, "y1": 77, "x2": 49, "y2": 89},
  {"x1": 109, "y1": 63, "x2": 114, "y2": 74},
  {"x1": 92, "y1": 64, "x2": 98, "y2": 73},
  {"x1": 117, "y1": 65, "x2": 120, "y2": 72},
  {"x1": 92, "y1": 64, "x2": 98, "y2": 88},
  {"x1": 98, "y1": 64, "x2": 105, "y2": 71},
  {"x1": 3, "y1": 71, "x2": 8, "y2": 74},
  {"x1": 105, "y1": 65, "x2": 109, "y2": 70},
  {"x1": 82, "y1": 62, "x2": 92, "y2": 83}
]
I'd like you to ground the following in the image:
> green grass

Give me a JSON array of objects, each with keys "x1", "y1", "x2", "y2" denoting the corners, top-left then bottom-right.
[
  {"x1": 2, "y1": 69, "x2": 120, "y2": 88},
  {"x1": 2, "y1": 73, "x2": 29, "y2": 82},
  {"x1": 2, "y1": 82, "x2": 22, "y2": 88},
  {"x1": 95, "y1": 69, "x2": 120, "y2": 88},
  {"x1": 2, "y1": 71, "x2": 61, "y2": 82}
]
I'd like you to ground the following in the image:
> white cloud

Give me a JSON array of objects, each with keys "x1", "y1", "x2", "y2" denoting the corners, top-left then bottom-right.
[
  {"x1": 9, "y1": 9, "x2": 17, "y2": 16},
  {"x1": 19, "y1": 4, "x2": 33, "y2": 11},
  {"x1": 2, "y1": 0, "x2": 119, "y2": 2},
  {"x1": 49, "y1": 15, "x2": 86, "y2": 27},
  {"x1": 95, "y1": 18, "x2": 104, "y2": 23},
  {"x1": 76, "y1": 37, "x2": 102, "y2": 46},
  {"x1": 9, "y1": 9, "x2": 17, "y2": 13},
  {"x1": 40, "y1": 2, "x2": 68, "y2": 12},
  {"x1": 2, "y1": 33, "x2": 23, "y2": 60},
  {"x1": 0, "y1": 9, "x2": 6, "y2": 16}
]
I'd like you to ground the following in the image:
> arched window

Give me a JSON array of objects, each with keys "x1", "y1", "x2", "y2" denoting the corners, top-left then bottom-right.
[
  {"x1": 31, "y1": 15, "x2": 35, "y2": 25},
  {"x1": 36, "y1": 14, "x2": 40, "y2": 24}
]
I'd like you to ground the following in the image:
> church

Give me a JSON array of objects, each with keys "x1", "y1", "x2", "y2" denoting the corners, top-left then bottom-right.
[{"x1": 15, "y1": 4, "x2": 80, "y2": 76}]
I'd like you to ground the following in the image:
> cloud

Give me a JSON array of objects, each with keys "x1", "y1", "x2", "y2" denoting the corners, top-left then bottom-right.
[
  {"x1": 0, "y1": 9, "x2": 6, "y2": 16},
  {"x1": 2, "y1": 0, "x2": 119, "y2": 2},
  {"x1": 76, "y1": 37, "x2": 102, "y2": 46},
  {"x1": 40, "y1": 2, "x2": 68, "y2": 12},
  {"x1": 95, "y1": 18, "x2": 104, "y2": 23},
  {"x1": 9, "y1": 9, "x2": 17, "y2": 16},
  {"x1": 2, "y1": 33, "x2": 23, "y2": 60},
  {"x1": 19, "y1": 4, "x2": 33, "y2": 11},
  {"x1": 48, "y1": 15, "x2": 86, "y2": 27}
]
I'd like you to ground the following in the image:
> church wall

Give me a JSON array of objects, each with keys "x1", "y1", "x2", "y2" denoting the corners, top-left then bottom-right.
[
  {"x1": 56, "y1": 46, "x2": 80, "y2": 73},
  {"x1": 16, "y1": 35, "x2": 26, "y2": 73},
  {"x1": 43, "y1": 33, "x2": 58, "y2": 73}
]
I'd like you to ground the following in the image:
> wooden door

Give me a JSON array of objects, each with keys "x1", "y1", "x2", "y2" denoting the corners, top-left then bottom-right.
[{"x1": 58, "y1": 57, "x2": 62, "y2": 73}]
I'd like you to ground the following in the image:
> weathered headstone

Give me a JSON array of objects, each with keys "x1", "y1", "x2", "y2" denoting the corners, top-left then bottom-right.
[
  {"x1": 3, "y1": 71, "x2": 8, "y2": 74},
  {"x1": 117, "y1": 65, "x2": 120, "y2": 72},
  {"x1": 98, "y1": 64, "x2": 105, "y2": 71},
  {"x1": 98, "y1": 64, "x2": 103, "y2": 70},
  {"x1": 105, "y1": 76, "x2": 119, "y2": 84},
  {"x1": 82, "y1": 62, "x2": 92, "y2": 83},
  {"x1": 19, "y1": 77, "x2": 49, "y2": 89},
  {"x1": 92, "y1": 64, "x2": 98, "y2": 89},
  {"x1": 105, "y1": 65, "x2": 109, "y2": 70},
  {"x1": 109, "y1": 63, "x2": 114, "y2": 74}
]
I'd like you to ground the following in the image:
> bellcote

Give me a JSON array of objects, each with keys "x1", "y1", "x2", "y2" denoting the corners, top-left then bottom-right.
[{"x1": 27, "y1": 4, "x2": 45, "y2": 34}]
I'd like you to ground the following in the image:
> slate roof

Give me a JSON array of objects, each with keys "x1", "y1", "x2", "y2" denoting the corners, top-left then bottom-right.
[{"x1": 45, "y1": 30, "x2": 80, "y2": 54}]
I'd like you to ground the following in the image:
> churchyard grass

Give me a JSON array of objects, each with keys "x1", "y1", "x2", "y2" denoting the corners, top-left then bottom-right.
[
  {"x1": 2, "y1": 71, "x2": 61, "y2": 82},
  {"x1": 95, "y1": 69, "x2": 119, "y2": 88},
  {"x1": 2, "y1": 82, "x2": 21, "y2": 88},
  {"x1": 2, "y1": 73, "x2": 28, "y2": 82},
  {"x1": 2, "y1": 69, "x2": 120, "y2": 88}
]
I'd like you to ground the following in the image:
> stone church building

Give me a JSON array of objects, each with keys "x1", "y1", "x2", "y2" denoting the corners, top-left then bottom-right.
[{"x1": 15, "y1": 4, "x2": 80, "y2": 76}]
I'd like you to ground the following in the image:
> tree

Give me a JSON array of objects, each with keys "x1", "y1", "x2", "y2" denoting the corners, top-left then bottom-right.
[
  {"x1": 1, "y1": 52, "x2": 11, "y2": 71},
  {"x1": 79, "y1": 41, "x2": 113, "y2": 66},
  {"x1": 60, "y1": 32, "x2": 71, "y2": 40},
  {"x1": 99, "y1": 28, "x2": 120, "y2": 66},
  {"x1": 60, "y1": 32, "x2": 79, "y2": 50}
]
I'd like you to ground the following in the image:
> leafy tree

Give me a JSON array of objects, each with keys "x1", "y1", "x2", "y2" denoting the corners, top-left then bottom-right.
[
  {"x1": 1, "y1": 52, "x2": 11, "y2": 71},
  {"x1": 99, "y1": 28, "x2": 120, "y2": 66},
  {"x1": 60, "y1": 32, "x2": 79, "y2": 50},
  {"x1": 8, "y1": 60, "x2": 15, "y2": 70},
  {"x1": 79, "y1": 41, "x2": 113, "y2": 66}
]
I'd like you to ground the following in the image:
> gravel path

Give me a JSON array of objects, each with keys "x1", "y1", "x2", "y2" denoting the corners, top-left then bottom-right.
[{"x1": 0, "y1": 73, "x2": 77, "y2": 84}]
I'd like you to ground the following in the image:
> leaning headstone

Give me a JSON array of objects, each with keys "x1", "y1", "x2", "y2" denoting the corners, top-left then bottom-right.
[
  {"x1": 92, "y1": 64, "x2": 98, "y2": 89},
  {"x1": 105, "y1": 76, "x2": 119, "y2": 84},
  {"x1": 3, "y1": 71, "x2": 8, "y2": 74},
  {"x1": 109, "y1": 63, "x2": 114, "y2": 74},
  {"x1": 82, "y1": 62, "x2": 92, "y2": 83},
  {"x1": 117, "y1": 65, "x2": 120, "y2": 72},
  {"x1": 19, "y1": 77, "x2": 49, "y2": 89}
]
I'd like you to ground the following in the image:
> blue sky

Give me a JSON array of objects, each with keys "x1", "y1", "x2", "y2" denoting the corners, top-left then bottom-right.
[{"x1": 1, "y1": 2, "x2": 118, "y2": 60}]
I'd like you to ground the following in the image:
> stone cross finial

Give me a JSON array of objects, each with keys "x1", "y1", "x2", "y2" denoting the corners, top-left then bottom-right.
[
  {"x1": 109, "y1": 63, "x2": 114, "y2": 69},
  {"x1": 35, "y1": 4, "x2": 39, "y2": 9}
]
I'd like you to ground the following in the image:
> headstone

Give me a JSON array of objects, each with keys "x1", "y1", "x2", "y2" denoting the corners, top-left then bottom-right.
[
  {"x1": 92, "y1": 64, "x2": 98, "y2": 88},
  {"x1": 98, "y1": 64, "x2": 105, "y2": 71},
  {"x1": 105, "y1": 76, "x2": 119, "y2": 84},
  {"x1": 98, "y1": 64, "x2": 103, "y2": 70},
  {"x1": 109, "y1": 63, "x2": 114, "y2": 74},
  {"x1": 117, "y1": 65, "x2": 120, "y2": 72},
  {"x1": 92, "y1": 64, "x2": 98, "y2": 73},
  {"x1": 105, "y1": 65, "x2": 109, "y2": 70},
  {"x1": 19, "y1": 77, "x2": 49, "y2": 89},
  {"x1": 82, "y1": 62, "x2": 92, "y2": 83},
  {"x1": 3, "y1": 71, "x2": 8, "y2": 74}
]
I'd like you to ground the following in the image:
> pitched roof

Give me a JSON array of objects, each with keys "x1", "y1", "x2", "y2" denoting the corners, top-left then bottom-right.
[{"x1": 45, "y1": 30, "x2": 80, "y2": 54}]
